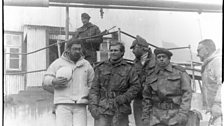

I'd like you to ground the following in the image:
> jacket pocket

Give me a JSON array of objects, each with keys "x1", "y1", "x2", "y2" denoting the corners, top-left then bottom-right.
[
  {"x1": 146, "y1": 77, "x2": 158, "y2": 94},
  {"x1": 113, "y1": 71, "x2": 128, "y2": 89},
  {"x1": 100, "y1": 71, "x2": 111, "y2": 86},
  {"x1": 166, "y1": 75, "x2": 181, "y2": 94}
]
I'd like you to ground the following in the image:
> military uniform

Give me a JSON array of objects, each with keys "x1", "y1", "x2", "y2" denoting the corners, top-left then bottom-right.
[
  {"x1": 73, "y1": 21, "x2": 102, "y2": 64},
  {"x1": 88, "y1": 59, "x2": 141, "y2": 126},
  {"x1": 142, "y1": 48, "x2": 192, "y2": 126},
  {"x1": 131, "y1": 35, "x2": 156, "y2": 126},
  {"x1": 133, "y1": 53, "x2": 156, "y2": 126}
]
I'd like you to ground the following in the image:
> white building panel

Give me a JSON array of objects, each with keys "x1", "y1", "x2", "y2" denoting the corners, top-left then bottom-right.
[
  {"x1": 25, "y1": 26, "x2": 47, "y2": 87},
  {"x1": 4, "y1": 75, "x2": 25, "y2": 95}
]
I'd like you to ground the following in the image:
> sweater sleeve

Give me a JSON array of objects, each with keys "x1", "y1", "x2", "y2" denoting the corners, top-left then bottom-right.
[{"x1": 42, "y1": 60, "x2": 59, "y2": 93}]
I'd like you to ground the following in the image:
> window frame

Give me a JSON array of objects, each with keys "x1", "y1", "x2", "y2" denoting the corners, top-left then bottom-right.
[{"x1": 4, "y1": 31, "x2": 23, "y2": 71}]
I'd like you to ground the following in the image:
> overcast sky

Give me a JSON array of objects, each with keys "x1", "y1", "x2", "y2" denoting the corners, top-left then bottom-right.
[{"x1": 3, "y1": 4, "x2": 222, "y2": 62}]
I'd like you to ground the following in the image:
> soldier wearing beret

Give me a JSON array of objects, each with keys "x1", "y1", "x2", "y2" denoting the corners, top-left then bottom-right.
[
  {"x1": 130, "y1": 35, "x2": 156, "y2": 126},
  {"x1": 142, "y1": 48, "x2": 192, "y2": 126},
  {"x1": 88, "y1": 41, "x2": 141, "y2": 126},
  {"x1": 72, "y1": 13, "x2": 103, "y2": 65}
]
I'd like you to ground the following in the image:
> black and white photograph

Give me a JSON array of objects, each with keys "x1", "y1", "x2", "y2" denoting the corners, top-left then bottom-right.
[{"x1": 3, "y1": 0, "x2": 223, "y2": 126}]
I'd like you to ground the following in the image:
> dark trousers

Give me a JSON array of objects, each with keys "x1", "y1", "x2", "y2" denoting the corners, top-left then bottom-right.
[
  {"x1": 84, "y1": 50, "x2": 97, "y2": 65},
  {"x1": 133, "y1": 99, "x2": 143, "y2": 126},
  {"x1": 94, "y1": 113, "x2": 129, "y2": 126}
]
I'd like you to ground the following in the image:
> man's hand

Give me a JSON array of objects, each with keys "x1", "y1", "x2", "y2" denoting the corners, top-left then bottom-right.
[
  {"x1": 90, "y1": 109, "x2": 100, "y2": 119},
  {"x1": 211, "y1": 104, "x2": 222, "y2": 117},
  {"x1": 168, "y1": 113, "x2": 187, "y2": 125},
  {"x1": 142, "y1": 119, "x2": 150, "y2": 126},
  {"x1": 114, "y1": 95, "x2": 126, "y2": 105},
  {"x1": 52, "y1": 77, "x2": 69, "y2": 89}
]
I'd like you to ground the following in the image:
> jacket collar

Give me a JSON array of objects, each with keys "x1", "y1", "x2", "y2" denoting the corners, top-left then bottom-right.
[
  {"x1": 155, "y1": 63, "x2": 173, "y2": 74},
  {"x1": 81, "y1": 22, "x2": 94, "y2": 28},
  {"x1": 134, "y1": 53, "x2": 156, "y2": 68},
  {"x1": 105, "y1": 58, "x2": 126, "y2": 66},
  {"x1": 202, "y1": 49, "x2": 222, "y2": 72},
  {"x1": 61, "y1": 50, "x2": 84, "y2": 65}
]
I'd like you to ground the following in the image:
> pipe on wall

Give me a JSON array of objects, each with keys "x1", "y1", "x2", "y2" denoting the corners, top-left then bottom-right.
[
  {"x1": 49, "y1": 0, "x2": 222, "y2": 12},
  {"x1": 4, "y1": 0, "x2": 222, "y2": 13},
  {"x1": 4, "y1": 0, "x2": 49, "y2": 7}
]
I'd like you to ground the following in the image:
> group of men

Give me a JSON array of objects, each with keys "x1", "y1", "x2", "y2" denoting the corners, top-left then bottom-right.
[{"x1": 42, "y1": 13, "x2": 222, "y2": 126}]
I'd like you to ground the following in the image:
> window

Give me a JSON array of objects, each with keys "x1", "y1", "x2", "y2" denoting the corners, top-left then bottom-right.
[
  {"x1": 97, "y1": 39, "x2": 110, "y2": 62},
  {"x1": 4, "y1": 33, "x2": 22, "y2": 71}
]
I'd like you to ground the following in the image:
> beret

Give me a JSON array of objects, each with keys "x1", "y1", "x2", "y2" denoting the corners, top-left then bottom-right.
[
  {"x1": 81, "y1": 13, "x2": 90, "y2": 19},
  {"x1": 130, "y1": 35, "x2": 149, "y2": 49},
  {"x1": 154, "y1": 48, "x2": 173, "y2": 57}
]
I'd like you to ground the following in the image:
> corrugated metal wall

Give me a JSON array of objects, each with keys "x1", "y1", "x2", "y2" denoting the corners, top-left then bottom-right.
[
  {"x1": 25, "y1": 26, "x2": 47, "y2": 87},
  {"x1": 4, "y1": 75, "x2": 25, "y2": 95}
]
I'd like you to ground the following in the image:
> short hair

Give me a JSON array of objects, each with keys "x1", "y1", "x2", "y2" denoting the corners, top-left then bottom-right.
[
  {"x1": 109, "y1": 40, "x2": 125, "y2": 53},
  {"x1": 66, "y1": 39, "x2": 83, "y2": 49},
  {"x1": 199, "y1": 39, "x2": 216, "y2": 52}
]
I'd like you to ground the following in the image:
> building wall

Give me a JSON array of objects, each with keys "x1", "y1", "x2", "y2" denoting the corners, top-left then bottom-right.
[
  {"x1": 4, "y1": 75, "x2": 25, "y2": 95},
  {"x1": 24, "y1": 26, "x2": 47, "y2": 87}
]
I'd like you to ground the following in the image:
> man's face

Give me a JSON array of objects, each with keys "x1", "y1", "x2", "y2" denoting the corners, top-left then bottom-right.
[
  {"x1": 156, "y1": 53, "x2": 170, "y2": 68},
  {"x1": 109, "y1": 45, "x2": 123, "y2": 61},
  {"x1": 197, "y1": 44, "x2": 208, "y2": 62},
  {"x1": 132, "y1": 44, "x2": 144, "y2": 58},
  {"x1": 81, "y1": 17, "x2": 89, "y2": 25},
  {"x1": 69, "y1": 44, "x2": 82, "y2": 61}
]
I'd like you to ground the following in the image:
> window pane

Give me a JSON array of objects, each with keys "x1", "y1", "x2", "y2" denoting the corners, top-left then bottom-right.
[
  {"x1": 9, "y1": 59, "x2": 19, "y2": 69},
  {"x1": 100, "y1": 42, "x2": 109, "y2": 51},
  {"x1": 10, "y1": 48, "x2": 19, "y2": 58},
  {"x1": 4, "y1": 34, "x2": 21, "y2": 46},
  {"x1": 12, "y1": 35, "x2": 21, "y2": 46},
  {"x1": 4, "y1": 34, "x2": 12, "y2": 46}
]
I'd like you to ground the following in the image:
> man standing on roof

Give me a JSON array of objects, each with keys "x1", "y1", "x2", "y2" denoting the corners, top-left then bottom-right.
[
  {"x1": 72, "y1": 13, "x2": 103, "y2": 65},
  {"x1": 197, "y1": 39, "x2": 222, "y2": 126},
  {"x1": 142, "y1": 48, "x2": 192, "y2": 126},
  {"x1": 130, "y1": 35, "x2": 156, "y2": 126},
  {"x1": 88, "y1": 41, "x2": 141, "y2": 126},
  {"x1": 42, "y1": 39, "x2": 94, "y2": 126}
]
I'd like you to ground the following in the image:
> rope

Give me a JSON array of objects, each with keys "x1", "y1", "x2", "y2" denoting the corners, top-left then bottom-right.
[
  {"x1": 4, "y1": 69, "x2": 47, "y2": 75},
  {"x1": 120, "y1": 31, "x2": 159, "y2": 48},
  {"x1": 4, "y1": 31, "x2": 118, "y2": 55},
  {"x1": 166, "y1": 46, "x2": 190, "y2": 50}
]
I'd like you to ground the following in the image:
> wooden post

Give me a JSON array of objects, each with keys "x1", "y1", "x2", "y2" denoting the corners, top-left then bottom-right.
[
  {"x1": 57, "y1": 40, "x2": 61, "y2": 57},
  {"x1": 118, "y1": 28, "x2": 121, "y2": 42},
  {"x1": 64, "y1": 6, "x2": 69, "y2": 50},
  {"x1": 189, "y1": 45, "x2": 196, "y2": 92}
]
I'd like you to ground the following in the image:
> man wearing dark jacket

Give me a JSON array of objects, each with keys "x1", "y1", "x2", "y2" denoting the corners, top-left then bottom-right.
[
  {"x1": 88, "y1": 41, "x2": 141, "y2": 126},
  {"x1": 130, "y1": 35, "x2": 156, "y2": 126},
  {"x1": 142, "y1": 48, "x2": 192, "y2": 126},
  {"x1": 72, "y1": 13, "x2": 103, "y2": 64}
]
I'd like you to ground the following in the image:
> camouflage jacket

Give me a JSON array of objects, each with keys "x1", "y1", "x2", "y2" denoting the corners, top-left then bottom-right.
[
  {"x1": 73, "y1": 22, "x2": 103, "y2": 51},
  {"x1": 133, "y1": 53, "x2": 156, "y2": 100},
  {"x1": 142, "y1": 63, "x2": 192, "y2": 125},
  {"x1": 88, "y1": 59, "x2": 141, "y2": 115}
]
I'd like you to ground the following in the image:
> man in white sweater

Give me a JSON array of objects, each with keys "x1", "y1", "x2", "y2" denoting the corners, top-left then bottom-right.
[{"x1": 42, "y1": 39, "x2": 94, "y2": 126}]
